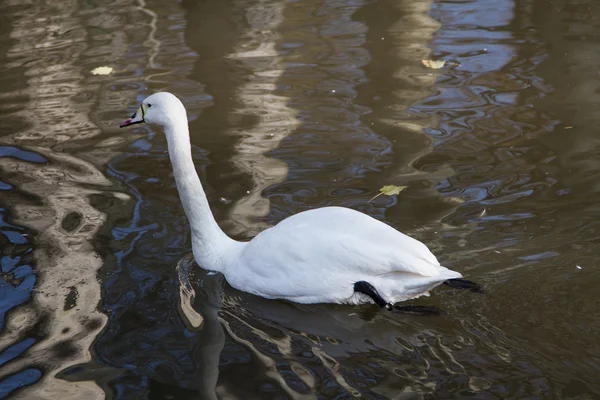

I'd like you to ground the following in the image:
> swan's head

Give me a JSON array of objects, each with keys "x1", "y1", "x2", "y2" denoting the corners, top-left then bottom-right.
[{"x1": 120, "y1": 92, "x2": 186, "y2": 128}]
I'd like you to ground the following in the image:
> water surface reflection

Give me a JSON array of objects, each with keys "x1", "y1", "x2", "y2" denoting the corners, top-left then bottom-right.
[{"x1": 1, "y1": 0, "x2": 600, "y2": 398}]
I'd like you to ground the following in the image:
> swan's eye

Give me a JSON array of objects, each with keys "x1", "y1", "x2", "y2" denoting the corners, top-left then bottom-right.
[{"x1": 147, "y1": 104, "x2": 152, "y2": 108}]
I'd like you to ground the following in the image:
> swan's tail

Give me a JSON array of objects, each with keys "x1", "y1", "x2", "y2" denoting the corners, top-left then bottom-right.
[{"x1": 443, "y1": 278, "x2": 484, "y2": 293}]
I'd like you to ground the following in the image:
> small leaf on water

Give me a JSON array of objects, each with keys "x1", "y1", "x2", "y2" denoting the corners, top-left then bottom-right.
[
  {"x1": 369, "y1": 185, "x2": 407, "y2": 202},
  {"x1": 564, "y1": 126, "x2": 573, "y2": 130},
  {"x1": 421, "y1": 59, "x2": 446, "y2": 69},
  {"x1": 91, "y1": 66, "x2": 114, "y2": 76},
  {"x1": 380, "y1": 185, "x2": 406, "y2": 196}
]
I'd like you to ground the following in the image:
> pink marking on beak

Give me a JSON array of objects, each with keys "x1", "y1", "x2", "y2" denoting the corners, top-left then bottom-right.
[{"x1": 119, "y1": 118, "x2": 133, "y2": 128}]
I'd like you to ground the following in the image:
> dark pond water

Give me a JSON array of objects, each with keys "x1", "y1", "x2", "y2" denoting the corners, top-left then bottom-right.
[{"x1": 1, "y1": 0, "x2": 600, "y2": 398}]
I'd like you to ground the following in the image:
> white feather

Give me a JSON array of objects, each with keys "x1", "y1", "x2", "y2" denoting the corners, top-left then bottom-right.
[{"x1": 228, "y1": 207, "x2": 462, "y2": 304}]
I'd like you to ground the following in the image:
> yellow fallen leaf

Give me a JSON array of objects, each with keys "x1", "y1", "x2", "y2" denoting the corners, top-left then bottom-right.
[
  {"x1": 369, "y1": 185, "x2": 407, "y2": 203},
  {"x1": 91, "y1": 66, "x2": 114, "y2": 76},
  {"x1": 564, "y1": 126, "x2": 573, "y2": 130},
  {"x1": 421, "y1": 59, "x2": 446, "y2": 69}
]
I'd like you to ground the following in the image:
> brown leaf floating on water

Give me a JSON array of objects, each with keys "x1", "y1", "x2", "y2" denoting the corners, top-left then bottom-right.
[
  {"x1": 421, "y1": 59, "x2": 446, "y2": 69},
  {"x1": 369, "y1": 185, "x2": 407, "y2": 203}
]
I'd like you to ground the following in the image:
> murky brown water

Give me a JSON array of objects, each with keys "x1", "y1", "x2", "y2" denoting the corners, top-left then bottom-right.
[{"x1": 0, "y1": 0, "x2": 599, "y2": 398}]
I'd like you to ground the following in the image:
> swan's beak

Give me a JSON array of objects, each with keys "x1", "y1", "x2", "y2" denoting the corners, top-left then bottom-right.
[{"x1": 120, "y1": 106, "x2": 144, "y2": 128}]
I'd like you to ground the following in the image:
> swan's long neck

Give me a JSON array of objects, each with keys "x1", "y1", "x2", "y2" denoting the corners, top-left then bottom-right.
[{"x1": 165, "y1": 119, "x2": 237, "y2": 272}]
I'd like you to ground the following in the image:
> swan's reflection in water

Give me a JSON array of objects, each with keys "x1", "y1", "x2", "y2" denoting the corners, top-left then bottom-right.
[
  {"x1": 56, "y1": 251, "x2": 524, "y2": 398},
  {"x1": 167, "y1": 255, "x2": 505, "y2": 399},
  {"x1": 171, "y1": 254, "x2": 224, "y2": 400}
]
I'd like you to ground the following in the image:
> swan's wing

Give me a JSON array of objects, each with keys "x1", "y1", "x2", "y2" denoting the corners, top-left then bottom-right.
[{"x1": 237, "y1": 206, "x2": 448, "y2": 279}]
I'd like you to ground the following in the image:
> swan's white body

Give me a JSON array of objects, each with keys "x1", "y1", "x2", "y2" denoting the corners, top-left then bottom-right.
[
  {"x1": 121, "y1": 92, "x2": 464, "y2": 307},
  {"x1": 224, "y1": 207, "x2": 461, "y2": 304}
]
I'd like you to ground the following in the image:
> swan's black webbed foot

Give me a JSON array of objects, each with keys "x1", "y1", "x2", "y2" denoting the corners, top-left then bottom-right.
[
  {"x1": 354, "y1": 281, "x2": 389, "y2": 308},
  {"x1": 353, "y1": 281, "x2": 444, "y2": 316},
  {"x1": 444, "y1": 278, "x2": 484, "y2": 293},
  {"x1": 392, "y1": 305, "x2": 444, "y2": 316}
]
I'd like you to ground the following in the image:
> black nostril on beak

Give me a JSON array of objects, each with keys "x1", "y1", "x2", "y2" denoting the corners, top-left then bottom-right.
[{"x1": 130, "y1": 112, "x2": 136, "y2": 118}]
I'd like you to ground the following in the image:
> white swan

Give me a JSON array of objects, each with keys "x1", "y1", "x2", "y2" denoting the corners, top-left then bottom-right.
[{"x1": 120, "y1": 92, "x2": 481, "y2": 313}]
